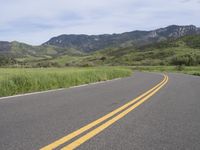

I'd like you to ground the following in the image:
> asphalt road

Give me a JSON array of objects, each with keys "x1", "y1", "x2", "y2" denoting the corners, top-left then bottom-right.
[{"x1": 0, "y1": 72, "x2": 200, "y2": 150}]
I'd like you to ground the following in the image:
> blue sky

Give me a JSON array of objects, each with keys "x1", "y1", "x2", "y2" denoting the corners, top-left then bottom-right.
[{"x1": 1, "y1": 0, "x2": 200, "y2": 45}]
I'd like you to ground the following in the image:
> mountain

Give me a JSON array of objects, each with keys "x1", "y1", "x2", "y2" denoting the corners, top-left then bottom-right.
[
  {"x1": 0, "y1": 25, "x2": 200, "y2": 67},
  {"x1": 44, "y1": 25, "x2": 200, "y2": 52},
  {"x1": 52, "y1": 34, "x2": 200, "y2": 67}
]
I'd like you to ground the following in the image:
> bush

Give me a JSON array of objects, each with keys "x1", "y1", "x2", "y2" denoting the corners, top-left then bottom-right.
[
  {"x1": 171, "y1": 54, "x2": 199, "y2": 66},
  {"x1": 80, "y1": 62, "x2": 94, "y2": 67},
  {"x1": 183, "y1": 35, "x2": 200, "y2": 48},
  {"x1": 36, "y1": 62, "x2": 61, "y2": 67},
  {"x1": 0, "y1": 56, "x2": 16, "y2": 66},
  {"x1": 176, "y1": 65, "x2": 185, "y2": 71}
]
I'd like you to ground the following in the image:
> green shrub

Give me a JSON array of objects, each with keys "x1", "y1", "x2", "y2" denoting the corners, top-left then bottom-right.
[
  {"x1": 171, "y1": 54, "x2": 199, "y2": 66},
  {"x1": 176, "y1": 65, "x2": 185, "y2": 71},
  {"x1": 182, "y1": 35, "x2": 200, "y2": 48}
]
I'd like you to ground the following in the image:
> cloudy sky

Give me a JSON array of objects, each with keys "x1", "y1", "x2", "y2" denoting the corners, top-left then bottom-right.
[{"x1": 1, "y1": 0, "x2": 200, "y2": 45}]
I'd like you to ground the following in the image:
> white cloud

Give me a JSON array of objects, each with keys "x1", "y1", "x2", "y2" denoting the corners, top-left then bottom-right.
[{"x1": 0, "y1": 0, "x2": 199, "y2": 45}]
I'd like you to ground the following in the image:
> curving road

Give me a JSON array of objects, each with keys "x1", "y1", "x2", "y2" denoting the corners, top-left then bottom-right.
[{"x1": 0, "y1": 72, "x2": 200, "y2": 150}]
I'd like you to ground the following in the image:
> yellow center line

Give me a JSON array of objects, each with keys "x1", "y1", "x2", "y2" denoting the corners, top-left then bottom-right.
[
  {"x1": 40, "y1": 74, "x2": 167, "y2": 150},
  {"x1": 62, "y1": 75, "x2": 168, "y2": 150}
]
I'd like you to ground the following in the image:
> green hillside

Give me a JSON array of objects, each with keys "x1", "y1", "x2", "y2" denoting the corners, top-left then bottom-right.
[
  {"x1": 0, "y1": 41, "x2": 84, "y2": 67},
  {"x1": 0, "y1": 35, "x2": 200, "y2": 67},
  {"x1": 48, "y1": 35, "x2": 200, "y2": 67}
]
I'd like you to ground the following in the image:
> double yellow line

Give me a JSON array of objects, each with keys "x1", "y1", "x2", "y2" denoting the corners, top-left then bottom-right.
[{"x1": 40, "y1": 74, "x2": 168, "y2": 150}]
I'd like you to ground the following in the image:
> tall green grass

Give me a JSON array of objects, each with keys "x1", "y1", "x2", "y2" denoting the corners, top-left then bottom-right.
[{"x1": 0, "y1": 67, "x2": 132, "y2": 97}]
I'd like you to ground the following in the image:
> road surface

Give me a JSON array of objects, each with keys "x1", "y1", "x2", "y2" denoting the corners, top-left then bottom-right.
[{"x1": 0, "y1": 72, "x2": 200, "y2": 150}]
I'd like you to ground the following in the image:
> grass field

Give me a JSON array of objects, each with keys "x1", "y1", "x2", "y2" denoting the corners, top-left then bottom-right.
[
  {"x1": 0, "y1": 67, "x2": 132, "y2": 97},
  {"x1": 130, "y1": 66, "x2": 200, "y2": 76}
]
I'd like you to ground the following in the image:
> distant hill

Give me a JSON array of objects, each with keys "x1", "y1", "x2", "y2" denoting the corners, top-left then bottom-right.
[
  {"x1": 44, "y1": 25, "x2": 200, "y2": 52},
  {"x1": 0, "y1": 25, "x2": 200, "y2": 67},
  {"x1": 56, "y1": 34, "x2": 200, "y2": 67},
  {"x1": 0, "y1": 41, "x2": 84, "y2": 61}
]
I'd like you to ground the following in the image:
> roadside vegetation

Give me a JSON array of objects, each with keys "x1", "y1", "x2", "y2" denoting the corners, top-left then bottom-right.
[
  {"x1": 0, "y1": 67, "x2": 132, "y2": 97},
  {"x1": 130, "y1": 66, "x2": 200, "y2": 76}
]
